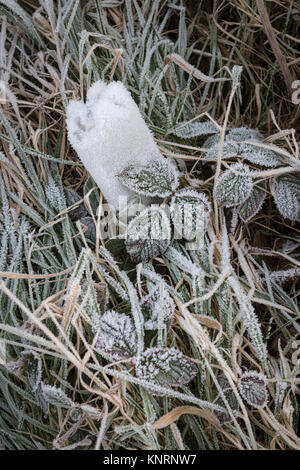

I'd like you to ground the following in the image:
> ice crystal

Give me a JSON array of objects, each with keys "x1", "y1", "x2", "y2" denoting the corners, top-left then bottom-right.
[
  {"x1": 214, "y1": 388, "x2": 240, "y2": 425},
  {"x1": 172, "y1": 120, "x2": 219, "y2": 139},
  {"x1": 273, "y1": 174, "x2": 300, "y2": 221},
  {"x1": 42, "y1": 384, "x2": 75, "y2": 409},
  {"x1": 214, "y1": 163, "x2": 253, "y2": 207},
  {"x1": 125, "y1": 206, "x2": 171, "y2": 262},
  {"x1": 238, "y1": 184, "x2": 266, "y2": 222},
  {"x1": 95, "y1": 310, "x2": 137, "y2": 361},
  {"x1": 238, "y1": 371, "x2": 268, "y2": 409},
  {"x1": 140, "y1": 285, "x2": 175, "y2": 330},
  {"x1": 227, "y1": 127, "x2": 263, "y2": 142},
  {"x1": 170, "y1": 188, "x2": 210, "y2": 242},
  {"x1": 25, "y1": 352, "x2": 42, "y2": 393},
  {"x1": 135, "y1": 347, "x2": 198, "y2": 396},
  {"x1": 45, "y1": 176, "x2": 66, "y2": 212},
  {"x1": 204, "y1": 141, "x2": 239, "y2": 161},
  {"x1": 228, "y1": 276, "x2": 268, "y2": 365},
  {"x1": 239, "y1": 144, "x2": 282, "y2": 167},
  {"x1": 118, "y1": 159, "x2": 179, "y2": 198},
  {"x1": 203, "y1": 127, "x2": 282, "y2": 167},
  {"x1": 67, "y1": 80, "x2": 169, "y2": 208}
]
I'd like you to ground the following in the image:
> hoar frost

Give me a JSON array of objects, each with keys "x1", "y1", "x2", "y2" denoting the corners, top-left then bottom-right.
[
  {"x1": 67, "y1": 80, "x2": 169, "y2": 208},
  {"x1": 95, "y1": 310, "x2": 137, "y2": 360}
]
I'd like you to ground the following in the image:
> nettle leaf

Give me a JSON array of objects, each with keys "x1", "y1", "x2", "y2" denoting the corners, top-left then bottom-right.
[
  {"x1": 95, "y1": 310, "x2": 137, "y2": 360},
  {"x1": 239, "y1": 184, "x2": 266, "y2": 222},
  {"x1": 140, "y1": 285, "x2": 175, "y2": 330},
  {"x1": 214, "y1": 163, "x2": 253, "y2": 207},
  {"x1": 214, "y1": 388, "x2": 240, "y2": 425},
  {"x1": 125, "y1": 206, "x2": 171, "y2": 262},
  {"x1": 273, "y1": 175, "x2": 300, "y2": 221},
  {"x1": 203, "y1": 141, "x2": 239, "y2": 161},
  {"x1": 227, "y1": 127, "x2": 263, "y2": 142},
  {"x1": 136, "y1": 347, "x2": 198, "y2": 396},
  {"x1": 118, "y1": 159, "x2": 179, "y2": 197},
  {"x1": 239, "y1": 144, "x2": 282, "y2": 167},
  {"x1": 170, "y1": 188, "x2": 210, "y2": 242},
  {"x1": 172, "y1": 121, "x2": 219, "y2": 139},
  {"x1": 42, "y1": 384, "x2": 75, "y2": 409},
  {"x1": 238, "y1": 371, "x2": 268, "y2": 409},
  {"x1": 203, "y1": 127, "x2": 281, "y2": 168},
  {"x1": 203, "y1": 133, "x2": 221, "y2": 149}
]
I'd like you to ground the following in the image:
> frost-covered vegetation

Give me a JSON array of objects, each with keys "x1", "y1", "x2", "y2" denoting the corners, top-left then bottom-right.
[{"x1": 0, "y1": 0, "x2": 299, "y2": 451}]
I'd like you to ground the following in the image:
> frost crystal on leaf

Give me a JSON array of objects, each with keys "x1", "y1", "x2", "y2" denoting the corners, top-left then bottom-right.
[
  {"x1": 42, "y1": 384, "x2": 75, "y2": 409},
  {"x1": 170, "y1": 188, "x2": 210, "y2": 242},
  {"x1": 117, "y1": 159, "x2": 179, "y2": 198},
  {"x1": 25, "y1": 352, "x2": 42, "y2": 393},
  {"x1": 227, "y1": 127, "x2": 263, "y2": 142},
  {"x1": 231, "y1": 65, "x2": 243, "y2": 87},
  {"x1": 273, "y1": 175, "x2": 300, "y2": 221},
  {"x1": 238, "y1": 371, "x2": 268, "y2": 409},
  {"x1": 135, "y1": 347, "x2": 198, "y2": 396},
  {"x1": 239, "y1": 144, "x2": 282, "y2": 167},
  {"x1": 213, "y1": 388, "x2": 240, "y2": 425},
  {"x1": 95, "y1": 310, "x2": 137, "y2": 361},
  {"x1": 125, "y1": 206, "x2": 171, "y2": 262},
  {"x1": 172, "y1": 121, "x2": 219, "y2": 139},
  {"x1": 67, "y1": 80, "x2": 170, "y2": 208},
  {"x1": 140, "y1": 285, "x2": 175, "y2": 330},
  {"x1": 203, "y1": 127, "x2": 281, "y2": 167},
  {"x1": 203, "y1": 141, "x2": 239, "y2": 161},
  {"x1": 239, "y1": 185, "x2": 266, "y2": 222},
  {"x1": 214, "y1": 163, "x2": 253, "y2": 207}
]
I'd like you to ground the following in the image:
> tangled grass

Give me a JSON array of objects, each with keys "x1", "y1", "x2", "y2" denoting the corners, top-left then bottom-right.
[{"x1": 0, "y1": 0, "x2": 299, "y2": 450}]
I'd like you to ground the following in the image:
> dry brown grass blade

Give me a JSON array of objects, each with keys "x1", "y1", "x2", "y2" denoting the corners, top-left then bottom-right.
[
  {"x1": 256, "y1": 0, "x2": 293, "y2": 93},
  {"x1": 152, "y1": 405, "x2": 219, "y2": 429}
]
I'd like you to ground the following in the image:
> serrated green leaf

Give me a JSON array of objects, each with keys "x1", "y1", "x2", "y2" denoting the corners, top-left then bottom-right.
[
  {"x1": 273, "y1": 174, "x2": 300, "y2": 221},
  {"x1": 239, "y1": 185, "x2": 266, "y2": 222},
  {"x1": 238, "y1": 371, "x2": 268, "y2": 409},
  {"x1": 172, "y1": 121, "x2": 219, "y2": 138},
  {"x1": 214, "y1": 163, "x2": 253, "y2": 207},
  {"x1": 95, "y1": 310, "x2": 137, "y2": 360},
  {"x1": 118, "y1": 159, "x2": 179, "y2": 197},
  {"x1": 136, "y1": 347, "x2": 198, "y2": 396},
  {"x1": 170, "y1": 188, "x2": 210, "y2": 242},
  {"x1": 125, "y1": 206, "x2": 171, "y2": 262}
]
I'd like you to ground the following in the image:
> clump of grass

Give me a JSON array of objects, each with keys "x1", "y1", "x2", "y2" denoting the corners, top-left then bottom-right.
[{"x1": 0, "y1": 0, "x2": 299, "y2": 450}]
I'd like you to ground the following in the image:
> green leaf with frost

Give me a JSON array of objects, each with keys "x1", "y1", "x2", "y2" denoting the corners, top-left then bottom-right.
[
  {"x1": 214, "y1": 163, "x2": 253, "y2": 207},
  {"x1": 239, "y1": 184, "x2": 266, "y2": 222},
  {"x1": 203, "y1": 141, "x2": 239, "y2": 161},
  {"x1": 170, "y1": 188, "x2": 210, "y2": 241},
  {"x1": 238, "y1": 371, "x2": 268, "y2": 409},
  {"x1": 118, "y1": 159, "x2": 179, "y2": 197},
  {"x1": 42, "y1": 384, "x2": 75, "y2": 409},
  {"x1": 273, "y1": 174, "x2": 300, "y2": 221},
  {"x1": 125, "y1": 206, "x2": 171, "y2": 262},
  {"x1": 136, "y1": 347, "x2": 198, "y2": 396},
  {"x1": 172, "y1": 121, "x2": 219, "y2": 139},
  {"x1": 95, "y1": 310, "x2": 137, "y2": 360}
]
